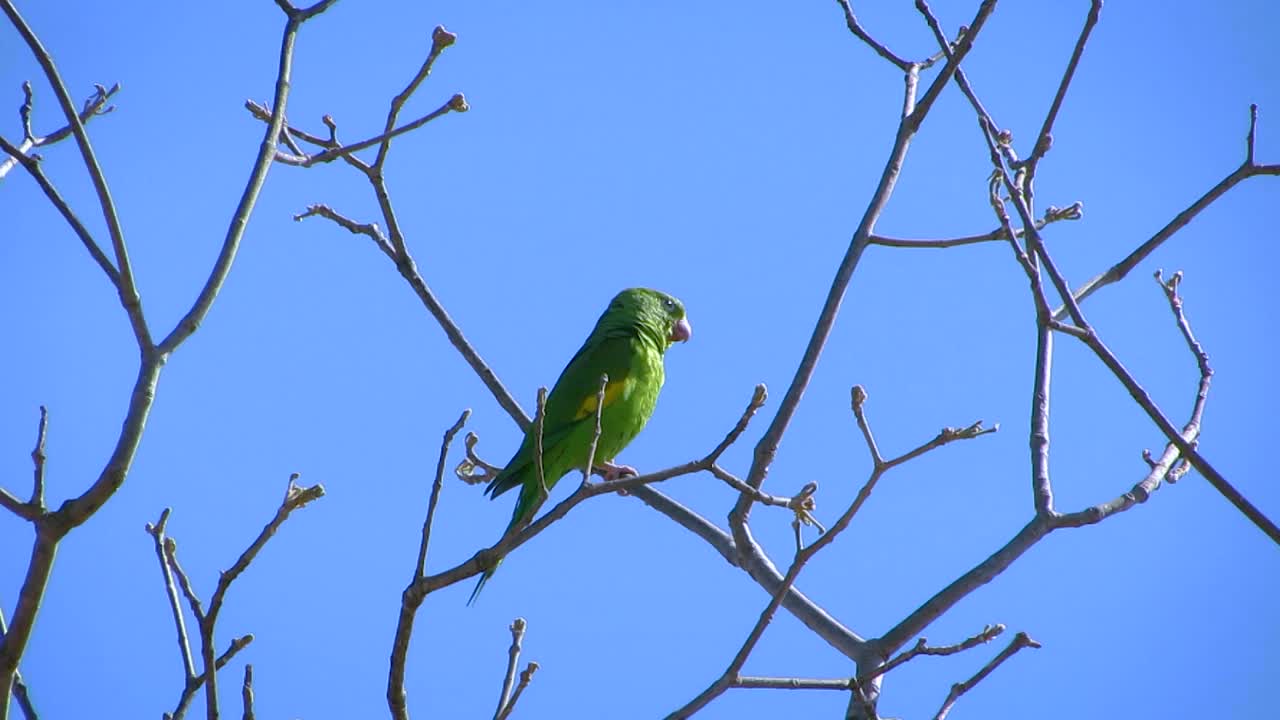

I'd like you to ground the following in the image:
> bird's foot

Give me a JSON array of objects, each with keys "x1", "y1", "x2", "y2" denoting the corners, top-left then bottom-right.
[{"x1": 594, "y1": 461, "x2": 638, "y2": 490}]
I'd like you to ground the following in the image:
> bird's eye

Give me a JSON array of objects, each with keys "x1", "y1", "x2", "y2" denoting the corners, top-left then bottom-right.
[{"x1": 663, "y1": 298, "x2": 676, "y2": 311}]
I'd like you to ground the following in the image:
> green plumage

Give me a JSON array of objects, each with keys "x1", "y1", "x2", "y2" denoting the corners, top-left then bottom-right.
[{"x1": 469, "y1": 288, "x2": 691, "y2": 603}]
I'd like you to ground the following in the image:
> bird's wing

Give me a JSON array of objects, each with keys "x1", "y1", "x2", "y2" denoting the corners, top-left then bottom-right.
[{"x1": 485, "y1": 334, "x2": 638, "y2": 498}]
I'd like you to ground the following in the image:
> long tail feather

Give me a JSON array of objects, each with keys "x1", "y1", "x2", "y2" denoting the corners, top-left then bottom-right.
[{"x1": 467, "y1": 570, "x2": 492, "y2": 606}]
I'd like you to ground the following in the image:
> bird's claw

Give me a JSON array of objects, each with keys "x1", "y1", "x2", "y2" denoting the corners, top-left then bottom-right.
[{"x1": 595, "y1": 461, "x2": 638, "y2": 493}]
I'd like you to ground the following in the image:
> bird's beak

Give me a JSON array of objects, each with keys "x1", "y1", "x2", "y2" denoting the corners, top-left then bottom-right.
[{"x1": 670, "y1": 316, "x2": 692, "y2": 343}]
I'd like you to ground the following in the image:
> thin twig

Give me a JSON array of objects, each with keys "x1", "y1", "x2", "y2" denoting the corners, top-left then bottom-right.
[
  {"x1": 241, "y1": 665, "x2": 254, "y2": 720},
  {"x1": 28, "y1": 406, "x2": 47, "y2": 508},
  {"x1": 0, "y1": 134, "x2": 121, "y2": 286},
  {"x1": 388, "y1": 410, "x2": 470, "y2": 720},
  {"x1": 493, "y1": 662, "x2": 538, "y2": 720},
  {"x1": 862, "y1": 624, "x2": 1005, "y2": 684},
  {"x1": 1, "y1": 3, "x2": 335, "y2": 717},
  {"x1": 1247, "y1": 103, "x2": 1258, "y2": 165},
  {"x1": 294, "y1": 203, "x2": 395, "y2": 260},
  {"x1": 868, "y1": 202, "x2": 1080, "y2": 248},
  {"x1": 0, "y1": 608, "x2": 37, "y2": 720},
  {"x1": 734, "y1": 676, "x2": 856, "y2": 691},
  {"x1": 672, "y1": 391, "x2": 994, "y2": 717},
  {"x1": 416, "y1": 410, "x2": 471, "y2": 580},
  {"x1": 734, "y1": 0, "x2": 996, "y2": 530},
  {"x1": 146, "y1": 509, "x2": 197, "y2": 681},
  {"x1": 1022, "y1": 0, "x2": 1102, "y2": 179},
  {"x1": 1057, "y1": 104, "x2": 1279, "y2": 319},
  {"x1": 493, "y1": 618, "x2": 527, "y2": 720},
  {"x1": 374, "y1": 25, "x2": 458, "y2": 171},
  {"x1": 0, "y1": 82, "x2": 117, "y2": 181},
  {"x1": 167, "y1": 635, "x2": 255, "y2": 720},
  {"x1": 0, "y1": 0, "x2": 147, "y2": 347},
  {"x1": 154, "y1": 2, "x2": 333, "y2": 356},
  {"x1": 200, "y1": 473, "x2": 324, "y2": 720},
  {"x1": 582, "y1": 374, "x2": 609, "y2": 482},
  {"x1": 834, "y1": 0, "x2": 910, "y2": 70},
  {"x1": 932, "y1": 632, "x2": 1041, "y2": 720},
  {"x1": 300, "y1": 95, "x2": 466, "y2": 168}
]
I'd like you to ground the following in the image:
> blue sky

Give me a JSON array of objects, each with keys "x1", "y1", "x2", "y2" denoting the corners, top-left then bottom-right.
[{"x1": 3, "y1": 1, "x2": 1278, "y2": 719}]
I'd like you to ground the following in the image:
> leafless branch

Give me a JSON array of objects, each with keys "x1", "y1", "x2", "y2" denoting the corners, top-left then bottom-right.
[
  {"x1": 493, "y1": 618, "x2": 527, "y2": 720},
  {"x1": 581, "y1": 375, "x2": 609, "y2": 483},
  {"x1": 834, "y1": 0, "x2": 910, "y2": 70},
  {"x1": 0, "y1": 134, "x2": 121, "y2": 286},
  {"x1": 879, "y1": 515, "x2": 1049, "y2": 656},
  {"x1": 734, "y1": 0, "x2": 996, "y2": 532},
  {"x1": 734, "y1": 676, "x2": 855, "y2": 691},
  {"x1": 673, "y1": 389, "x2": 994, "y2": 717},
  {"x1": 179, "y1": 473, "x2": 323, "y2": 720},
  {"x1": 868, "y1": 202, "x2": 1080, "y2": 248},
  {"x1": 932, "y1": 632, "x2": 1041, "y2": 720},
  {"x1": 388, "y1": 409, "x2": 470, "y2": 720},
  {"x1": 0, "y1": 407, "x2": 49, "y2": 523},
  {"x1": 294, "y1": 203, "x2": 395, "y2": 260},
  {"x1": 863, "y1": 624, "x2": 1005, "y2": 684},
  {"x1": 289, "y1": 94, "x2": 466, "y2": 168},
  {"x1": 145, "y1": 509, "x2": 196, "y2": 681},
  {"x1": 374, "y1": 25, "x2": 458, "y2": 172},
  {"x1": 241, "y1": 665, "x2": 255, "y2": 720},
  {"x1": 1054, "y1": 270, "x2": 1216, "y2": 529},
  {"x1": 0, "y1": 81, "x2": 117, "y2": 181},
  {"x1": 0, "y1": 1, "x2": 146, "y2": 347},
  {"x1": 1054, "y1": 295, "x2": 1278, "y2": 544},
  {"x1": 493, "y1": 662, "x2": 538, "y2": 720},
  {"x1": 1021, "y1": 0, "x2": 1101, "y2": 179},
  {"x1": 0, "y1": 608, "x2": 36, "y2": 720},
  {"x1": 416, "y1": 410, "x2": 472, "y2": 580},
  {"x1": 1057, "y1": 105, "x2": 1279, "y2": 319},
  {"x1": 1247, "y1": 103, "x2": 1258, "y2": 165},
  {"x1": 165, "y1": 635, "x2": 255, "y2": 720},
  {"x1": 27, "y1": 406, "x2": 46, "y2": 509}
]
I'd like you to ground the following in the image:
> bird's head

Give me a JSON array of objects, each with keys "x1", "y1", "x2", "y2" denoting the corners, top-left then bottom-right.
[{"x1": 609, "y1": 287, "x2": 692, "y2": 349}]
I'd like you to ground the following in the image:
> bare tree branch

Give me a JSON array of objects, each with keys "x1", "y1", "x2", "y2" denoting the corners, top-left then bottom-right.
[
  {"x1": 868, "y1": 202, "x2": 1080, "y2": 248},
  {"x1": 673, "y1": 389, "x2": 994, "y2": 717},
  {"x1": 198, "y1": 474, "x2": 324, "y2": 720},
  {"x1": 145, "y1": 509, "x2": 197, "y2": 682},
  {"x1": 735, "y1": 676, "x2": 855, "y2": 691},
  {"x1": 862, "y1": 624, "x2": 1006, "y2": 684},
  {"x1": 1057, "y1": 105, "x2": 1280, "y2": 318},
  {"x1": 1055, "y1": 271, "x2": 1212, "y2": 527},
  {"x1": 0, "y1": 0, "x2": 147, "y2": 347},
  {"x1": 1021, "y1": 0, "x2": 1101, "y2": 182},
  {"x1": 733, "y1": 0, "x2": 996, "y2": 530},
  {"x1": 0, "y1": 81, "x2": 117, "y2": 181},
  {"x1": 492, "y1": 662, "x2": 538, "y2": 720},
  {"x1": 241, "y1": 665, "x2": 255, "y2": 720},
  {"x1": 388, "y1": 409, "x2": 470, "y2": 720},
  {"x1": 294, "y1": 203, "x2": 395, "y2": 261},
  {"x1": 834, "y1": 0, "x2": 910, "y2": 70},
  {"x1": 493, "y1": 618, "x2": 527, "y2": 720},
  {"x1": 373, "y1": 25, "x2": 458, "y2": 173},
  {"x1": 416, "y1": 410, "x2": 471, "y2": 580},
  {"x1": 164, "y1": 635, "x2": 255, "y2": 720},
  {"x1": 932, "y1": 632, "x2": 1041, "y2": 720},
  {"x1": 0, "y1": 608, "x2": 36, "y2": 720},
  {"x1": 0, "y1": 135, "x2": 121, "y2": 286}
]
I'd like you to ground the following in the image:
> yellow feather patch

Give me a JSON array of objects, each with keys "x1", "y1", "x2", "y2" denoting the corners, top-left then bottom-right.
[{"x1": 574, "y1": 380, "x2": 626, "y2": 420}]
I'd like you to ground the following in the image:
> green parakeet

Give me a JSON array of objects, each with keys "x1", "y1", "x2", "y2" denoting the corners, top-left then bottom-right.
[{"x1": 470, "y1": 288, "x2": 692, "y2": 603}]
